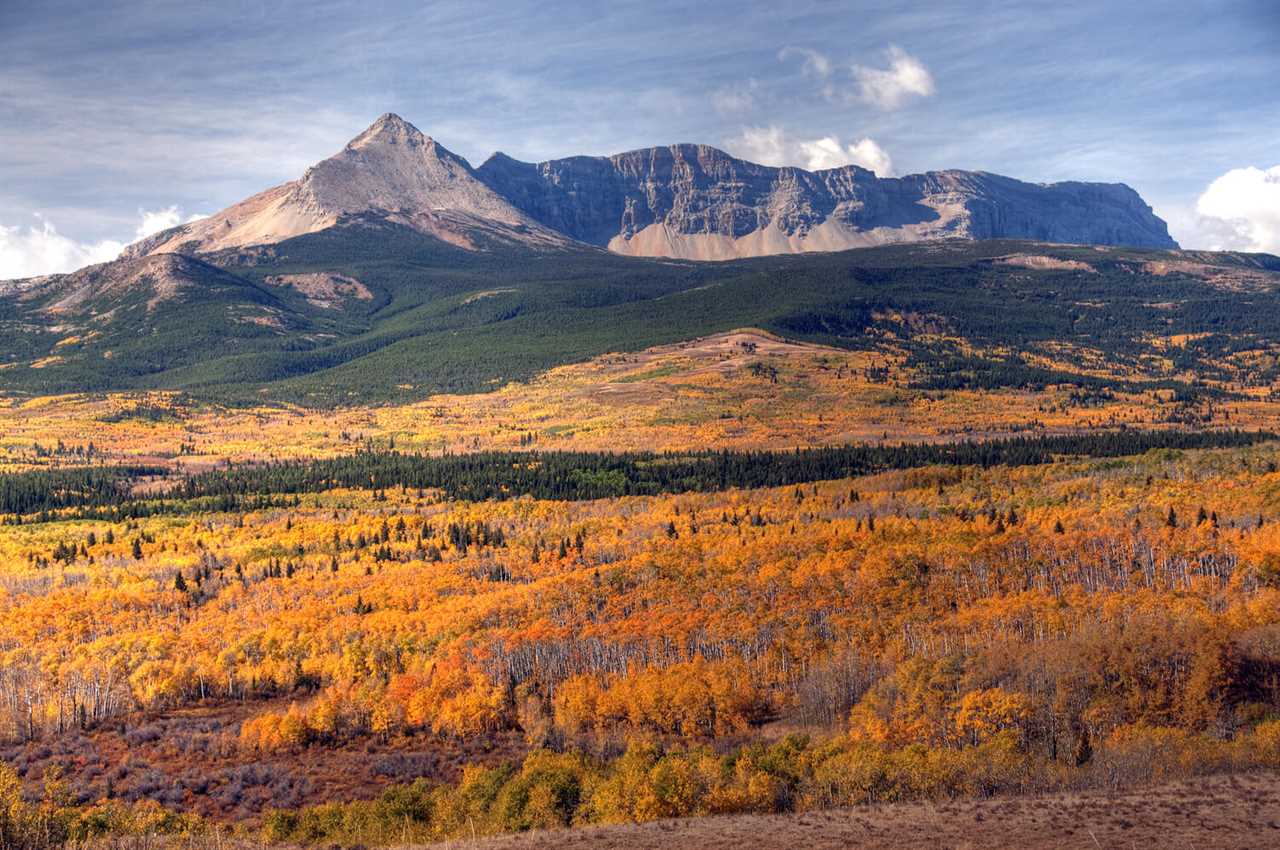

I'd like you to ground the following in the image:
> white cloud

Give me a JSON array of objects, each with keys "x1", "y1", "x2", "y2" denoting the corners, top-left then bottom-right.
[
  {"x1": 727, "y1": 126, "x2": 895, "y2": 176},
  {"x1": 1190, "y1": 165, "x2": 1280, "y2": 253},
  {"x1": 0, "y1": 217, "x2": 123, "y2": 280},
  {"x1": 135, "y1": 206, "x2": 208, "y2": 241},
  {"x1": 0, "y1": 207, "x2": 207, "y2": 281},
  {"x1": 728, "y1": 126, "x2": 792, "y2": 167},
  {"x1": 778, "y1": 46, "x2": 834, "y2": 78},
  {"x1": 798, "y1": 136, "x2": 894, "y2": 176},
  {"x1": 851, "y1": 45, "x2": 935, "y2": 110}
]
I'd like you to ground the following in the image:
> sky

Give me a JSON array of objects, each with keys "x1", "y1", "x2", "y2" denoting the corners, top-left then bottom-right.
[{"x1": 2, "y1": 0, "x2": 1278, "y2": 278}]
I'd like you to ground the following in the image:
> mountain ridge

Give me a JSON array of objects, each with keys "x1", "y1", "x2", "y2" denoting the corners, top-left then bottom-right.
[
  {"x1": 123, "y1": 114, "x2": 1176, "y2": 263},
  {"x1": 477, "y1": 145, "x2": 1175, "y2": 260}
]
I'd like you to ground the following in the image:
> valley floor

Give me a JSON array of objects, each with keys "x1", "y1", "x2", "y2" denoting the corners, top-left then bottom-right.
[{"x1": 415, "y1": 772, "x2": 1280, "y2": 850}]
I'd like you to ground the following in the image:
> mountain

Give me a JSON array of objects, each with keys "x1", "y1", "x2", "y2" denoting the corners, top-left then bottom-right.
[
  {"x1": 124, "y1": 114, "x2": 1175, "y2": 263},
  {"x1": 5, "y1": 114, "x2": 1269, "y2": 408},
  {"x1": 477, "y1": 145, "x2": 1178, "y2": 260},
  {"x1": 123, "y1": 114, "x2": 567, "y2": 258},
  {"x1": 0, "y1": 251, "x2": 330, "y2": 387}
]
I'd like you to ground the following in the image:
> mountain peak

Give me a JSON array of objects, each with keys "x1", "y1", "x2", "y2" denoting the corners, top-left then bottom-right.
[
  {"x1": 124, "y1": 114, "x2": 567, "y2": 258},
  {"x1": 348, "y1": 112, "x2": 432, "y2": 150}
]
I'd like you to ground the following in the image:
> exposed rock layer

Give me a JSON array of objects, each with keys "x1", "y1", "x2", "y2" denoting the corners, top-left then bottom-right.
[{"x1": 477, "y1": 145, "x2": 1178, "y2": 259}]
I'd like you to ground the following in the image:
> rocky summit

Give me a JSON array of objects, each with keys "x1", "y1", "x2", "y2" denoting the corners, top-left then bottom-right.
[
  {"x1": 123, "y1": 113, "x2": 568, "y2": 259},
  {"x1": 127, "y1": 114, "x2": 1176, "y2": 262}
]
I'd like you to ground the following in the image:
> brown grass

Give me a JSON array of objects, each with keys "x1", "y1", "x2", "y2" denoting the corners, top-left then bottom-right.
[
  {"x1": 407, "y1": 772, "x2": 1280, "y2": 850},
  {"x1": 4, "y1": 698, "x2": 526, "y2": 820}
]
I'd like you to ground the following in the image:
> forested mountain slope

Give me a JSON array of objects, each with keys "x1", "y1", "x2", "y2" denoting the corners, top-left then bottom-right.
[{"x1": 2, "y1": 231, "x2": 1278, "y2": 406}]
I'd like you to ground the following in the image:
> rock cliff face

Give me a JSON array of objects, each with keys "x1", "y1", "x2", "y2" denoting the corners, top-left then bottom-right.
[
  {"x1": 477, "y1": 144, "x2": 1177, "y2": 260},
  {"x1": 125, "y1": 114, "x2": 1176, "y2": 263}
]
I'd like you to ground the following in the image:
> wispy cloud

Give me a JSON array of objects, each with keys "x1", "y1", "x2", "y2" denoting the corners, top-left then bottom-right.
[
  {"x1": 778, "y1": 46, "x2": 834, "y2": 78},
  {"x1": 778, "y1": 43, "x2": 934, "y2": 111},
  {"x1": 851, "y1": 45, "x2": 935, "y2": 109},
  {"x1": 710, "y1": 79, "x2": 760, "y2": 116}
]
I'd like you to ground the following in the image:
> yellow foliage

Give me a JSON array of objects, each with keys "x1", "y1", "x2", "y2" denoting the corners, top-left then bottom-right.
[{"x1": 954, "y1": 687, "x2": 1035, "y2": 746}]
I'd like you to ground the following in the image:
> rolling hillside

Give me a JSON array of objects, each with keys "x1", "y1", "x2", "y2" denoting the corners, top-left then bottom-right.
[{"x1": 3, "y1": 228, "x2": 1279, "y2": 406}]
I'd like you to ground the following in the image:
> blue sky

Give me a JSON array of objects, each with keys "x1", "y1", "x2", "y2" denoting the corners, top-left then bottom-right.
[{"x1": 2, "y1": 0, "x2": 1278, "y2": 276}]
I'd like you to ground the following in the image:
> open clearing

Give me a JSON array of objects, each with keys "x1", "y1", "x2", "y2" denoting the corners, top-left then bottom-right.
[{"x1": 416, "y1": 772, "x2": 1280, "y2": 850}]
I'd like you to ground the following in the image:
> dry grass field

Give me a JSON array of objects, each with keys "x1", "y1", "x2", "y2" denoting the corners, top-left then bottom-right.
[
  {"x1": 413, "y1": 772, "x2": 1280, "y2": 850},
  {"x1": 68, "y1": 773, "x2": 1280, "y2": 850}
]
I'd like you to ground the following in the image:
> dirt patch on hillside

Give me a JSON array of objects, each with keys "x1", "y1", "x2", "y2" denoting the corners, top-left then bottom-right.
[
  {"x1": 264, "y1": 272, "x2": 374, "y2": 308},
  {"x1": 596, "y1": 329, "x2": 839, "y2": 377},
  {"x1": 1143, "y1": 260, "x2": 1277, "y2": 292},
  {"x1": 996, "y1": 254, "x2": 1096, "y2": 273}
]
